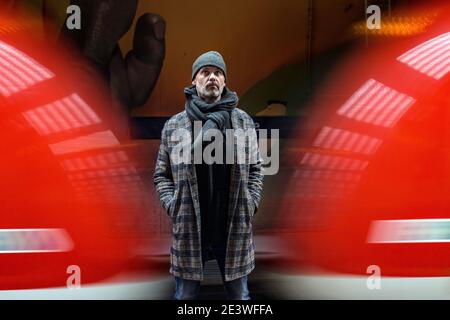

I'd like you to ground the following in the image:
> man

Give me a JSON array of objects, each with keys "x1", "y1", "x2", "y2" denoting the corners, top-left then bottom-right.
[{"x1": 154, "y1": 51, "x2": 263, "y2": 300}]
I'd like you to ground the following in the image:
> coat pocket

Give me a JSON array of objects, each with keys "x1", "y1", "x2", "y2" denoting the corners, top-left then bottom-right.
[
  {"x1": 168, "y1": 188, "x2": 179, "y2": 219},
  {"x1": 243, "y1": 185, "x2": 256, "y2": 218}
]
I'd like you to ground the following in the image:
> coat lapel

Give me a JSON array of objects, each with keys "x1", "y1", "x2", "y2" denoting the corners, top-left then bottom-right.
[
  {"x1": 228, "y1": 109, "x2": 242, "y2": 223},
  {"x1": 182, "y1": 113, "x2": 202, "y2": 231}
]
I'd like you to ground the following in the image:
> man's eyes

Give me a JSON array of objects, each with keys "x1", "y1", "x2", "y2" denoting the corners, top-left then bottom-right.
[{"x1": 201, "y1": 70, "x2": 222, "y2": 76}]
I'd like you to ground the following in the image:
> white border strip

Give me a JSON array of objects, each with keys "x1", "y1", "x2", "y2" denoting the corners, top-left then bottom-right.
[
  {"x1": 0, "y1": 228, "x2": 74, "y2": 254},
  {"x1": 367, "y1": 218, "x2": 450, "y2": 243}
]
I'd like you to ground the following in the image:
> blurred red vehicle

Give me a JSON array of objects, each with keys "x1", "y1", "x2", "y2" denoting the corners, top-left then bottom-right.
[
  {"x1": 0, "y1": 14, "x2": 167, "y2": 298},
  {"x1": 274, "y1": 1, "x2": 450, "y2": 299}
]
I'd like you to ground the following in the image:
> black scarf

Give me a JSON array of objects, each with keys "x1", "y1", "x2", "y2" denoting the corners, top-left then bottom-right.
[
  {"x1": 184, "y1": 85, "x2": 238, "y2": 132},
  {"x1": 184, "y1": 86, "x2": 236, "y2": 245}
]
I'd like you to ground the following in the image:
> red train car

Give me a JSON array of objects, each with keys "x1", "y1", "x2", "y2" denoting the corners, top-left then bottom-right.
[
  {"x1": 0, "y1": 14, "x2": 163, "y2": 297},
  {"x1": 274, "y1": 1, "x2": 450, "y2": 299}
]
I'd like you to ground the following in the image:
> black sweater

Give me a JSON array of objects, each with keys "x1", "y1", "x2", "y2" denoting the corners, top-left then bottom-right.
[{"x1": 194, "y1": 121, "x2": 232, "y2": 249}]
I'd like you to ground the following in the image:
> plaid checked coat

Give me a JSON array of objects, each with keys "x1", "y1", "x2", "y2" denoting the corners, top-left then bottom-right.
[{"x1": 154, "y1": 108, "x2": 264, "y2": 281}]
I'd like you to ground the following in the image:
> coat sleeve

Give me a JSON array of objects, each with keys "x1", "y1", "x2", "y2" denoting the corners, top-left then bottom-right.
[
  {"x1": 246, "y1": 115, "x2": 264, "y2": 212},
  {"x1": 153, "y1": 121, "x2": 175, "y2": 212}
]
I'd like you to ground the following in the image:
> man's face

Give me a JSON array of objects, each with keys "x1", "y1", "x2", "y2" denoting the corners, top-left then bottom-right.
[{"x1": 192, "y1": 66, "x2": 226, "y2": 103}]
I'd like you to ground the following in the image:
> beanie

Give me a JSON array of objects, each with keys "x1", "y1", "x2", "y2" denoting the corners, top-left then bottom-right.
[{"x1": 192, "y1": 51, "x2": 227, "y2": 80}]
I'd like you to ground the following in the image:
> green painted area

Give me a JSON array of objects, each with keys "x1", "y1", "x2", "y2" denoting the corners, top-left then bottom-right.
[
  {"x1": 240, "y1": 42, "x2": 354, "y2": 117},
  {"x1": 45, "y1": 0, "x2": 71, "y2": 28},
  {"x1": 16, "y1": 0, "x2": 70, "y2": 29}
]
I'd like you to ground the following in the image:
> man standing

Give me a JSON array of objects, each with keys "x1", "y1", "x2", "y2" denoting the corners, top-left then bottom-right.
[{"x1": 154, "y1": 51, "x2": 263, "y2": 300}]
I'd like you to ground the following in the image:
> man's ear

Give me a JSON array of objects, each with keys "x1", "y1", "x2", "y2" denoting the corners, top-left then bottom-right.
[{"x1": 192, "y1": 79, "x2": 196, "y2": 85}]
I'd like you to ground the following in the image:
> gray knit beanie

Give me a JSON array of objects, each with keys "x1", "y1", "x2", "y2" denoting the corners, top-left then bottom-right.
[{"x1": 192, "y1": 51, "x2": 227, "y2": 80}]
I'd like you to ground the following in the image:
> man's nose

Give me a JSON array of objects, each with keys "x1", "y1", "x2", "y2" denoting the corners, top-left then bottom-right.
[{"x1": 207, "y1": 73, "x2": 218, "y2": 82}]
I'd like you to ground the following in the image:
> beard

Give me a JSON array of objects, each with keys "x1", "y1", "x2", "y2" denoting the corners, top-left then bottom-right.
[{"x1": 196, "y1": 83, "x2": 224, "y2": 102}]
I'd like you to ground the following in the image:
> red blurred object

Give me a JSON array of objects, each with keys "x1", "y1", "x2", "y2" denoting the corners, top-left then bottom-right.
[
  {"x1": 280, "y1": 2, "x2": 450, "y2": 277},
  {"x1": 0, "y1": 14, "x2": 152, "y2": 289}
]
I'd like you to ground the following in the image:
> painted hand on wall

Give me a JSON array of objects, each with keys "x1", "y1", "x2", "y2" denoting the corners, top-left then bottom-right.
[{"x1": 60, "y1": 0, "x2": 165, "y2": 139}]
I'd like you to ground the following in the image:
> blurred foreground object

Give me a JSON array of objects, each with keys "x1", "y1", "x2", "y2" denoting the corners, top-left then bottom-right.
[
  {"x1": 272, "y1": 1, "x2": 450, "y2": 299},
  {"x1": 0, "y1": 12, "x2": 161, "y2": 291}
]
